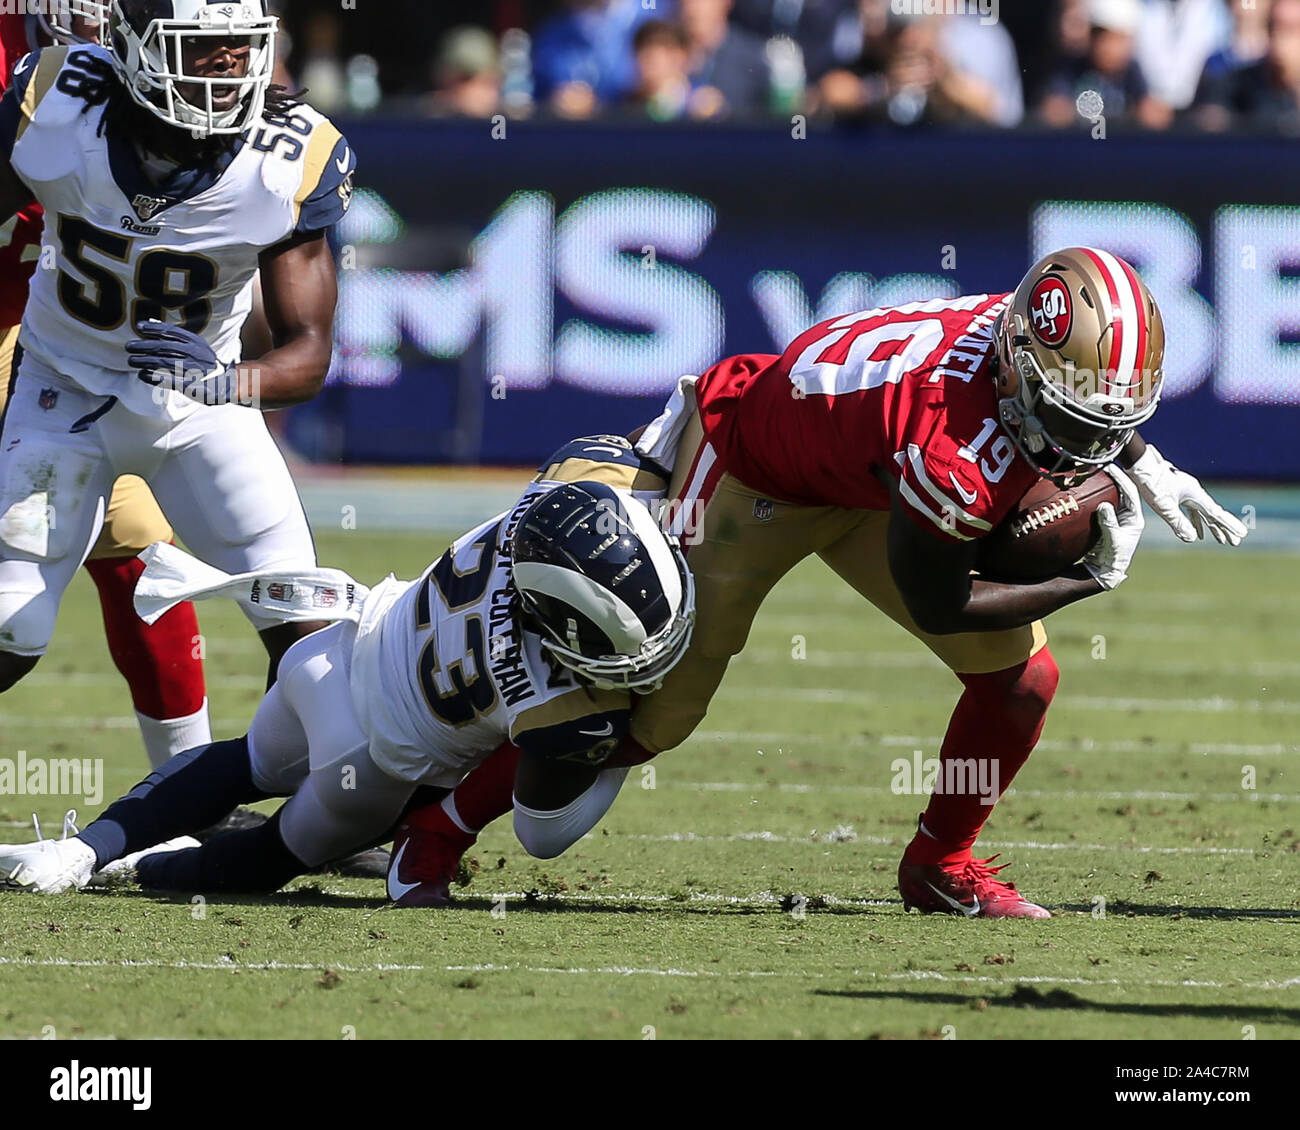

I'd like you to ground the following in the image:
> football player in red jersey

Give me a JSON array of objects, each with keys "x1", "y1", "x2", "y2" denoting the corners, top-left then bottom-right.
[
  {"x1": 391, "y1": 248, "x2": 1246, "y2": 917},
  {"x1": 0, "y1": 2, "x2": 212, "y2": 768}
]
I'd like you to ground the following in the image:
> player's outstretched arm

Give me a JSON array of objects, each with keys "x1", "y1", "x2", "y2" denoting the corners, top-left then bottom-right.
[
  {"x1": 1119, "y1": 432, "x2": 1247, "y2": 545},
  {"x1": 887, "y1": 484, "x2": 1114, "y2": 636},
  {"x1": 513, "y1": 753, "x2": 628, "y2": 860}
]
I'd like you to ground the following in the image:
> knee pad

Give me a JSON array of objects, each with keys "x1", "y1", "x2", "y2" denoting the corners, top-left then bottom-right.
[
  {"x1": 959, "y1": 646, "x2": 1059, "y2": 728},
  {"x1": 0, "y1": 563, "x2": 57, "y2": 655}
]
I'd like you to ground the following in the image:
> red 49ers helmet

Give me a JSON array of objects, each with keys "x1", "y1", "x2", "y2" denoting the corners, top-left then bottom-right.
[{"x1": 995, "y1": 247, "x2": 1165, "y2": 483}]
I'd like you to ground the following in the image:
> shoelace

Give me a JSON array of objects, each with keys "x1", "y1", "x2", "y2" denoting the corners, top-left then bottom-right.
[
  {"x1": 30, "y1": 809, "x2": 79, "y2": 844},
  {"x1": 957, "y1": 853, "x2": 1020, "y2": 892}
]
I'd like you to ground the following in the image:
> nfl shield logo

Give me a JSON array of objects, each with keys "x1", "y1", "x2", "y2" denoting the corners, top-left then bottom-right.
[
  {"x1": 312, "y1": 587, "x2": 339, "y2": 608},
  {"x1": 753, "y1": 498, "x2": 775, "y2": 522},
  {"x1": 267, "y1": 582, "x2": 295, "y2": 601},
  {"x1": 38, "y1": 388, "x2": 58, "y2": 411}
]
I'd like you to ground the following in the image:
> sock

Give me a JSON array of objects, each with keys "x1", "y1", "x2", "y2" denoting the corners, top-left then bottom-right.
[
  {"x1": 84, "y1": 553, "x2": 209, "y2": 764},
  {"x1": 442, "y1": 742, "x2": 521, "y2": 835},
  {"x1": 77, "y1": 737, "x2": 269, "y2": 868},
  {"x1": 907, "y1": 647, "x2": 1060, "y2": 864},
  {"x1": 137, "y1": 808, "x2": 304, "y2": 893},
  {"x1": 135, "y1": 700, "x2": 213, "y2": 770}
]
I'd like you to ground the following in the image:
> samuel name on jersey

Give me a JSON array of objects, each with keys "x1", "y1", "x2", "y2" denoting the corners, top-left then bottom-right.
[
  {"x1": 0, "y1": 43, "x2": 354, "y2": 416},
  {"x1": 352, "y1": 437, "x2": 670, "y2": 789}
]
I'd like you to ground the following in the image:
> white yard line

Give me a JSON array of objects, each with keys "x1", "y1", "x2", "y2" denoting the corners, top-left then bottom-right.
[
  {"x1": 661, "y1": 780, "x2": 1300, "y2": 803},
  {"x1": 732, "y1": 649, "x2": 1300, "y2": 679},
  {"x1": 608, "y1": 831, "x2": 1263, "y2": 855},
  {"x1": 714, "y1": 686, "x2": 1300, "y2": 714},
  {"x1": 0, "y1": 821, "x2": 1272, "y2": 854},
  {"x1": 0, "y1": 955, "x2": 1293, "y2": 992},
  {"x1": 695, "y1": 730, "x2": 1300, "y2": 756},
  {"x1": 753, "y1": 616, "x2": 1269, "y2": 641}
]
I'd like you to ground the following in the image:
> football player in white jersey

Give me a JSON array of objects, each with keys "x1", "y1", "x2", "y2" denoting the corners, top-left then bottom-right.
[
  {"x1": 0, "y1": 0, "x2": 354, "y2": 697},
  {"x1": 0, "y1": 439, "x2": 696, "y2": 897}
]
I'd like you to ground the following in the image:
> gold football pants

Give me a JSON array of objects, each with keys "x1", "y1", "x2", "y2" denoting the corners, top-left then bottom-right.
[{"x1": 629, "y1": 410, "x2": 1047, "y2": 754}]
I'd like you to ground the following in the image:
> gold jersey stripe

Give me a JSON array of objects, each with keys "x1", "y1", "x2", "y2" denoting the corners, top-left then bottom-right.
[
  {"x1": 293, "y1": 118, "x2": 344, "y2": 223},
  {"x1": 535, "y1": 457, "x2": 668, "y2": 493},
  {"x1": 511, "y1": 684, "x2": 628, "y2": 740},
  {"x1": 17, "y1": 46, "x2": 70, "y2": 142}
]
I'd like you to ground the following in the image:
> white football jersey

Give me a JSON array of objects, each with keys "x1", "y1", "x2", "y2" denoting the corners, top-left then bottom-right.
[
  {"x1": 3, "y1": 44, "x2": 355, "y2": 419},
  {"x1": 350, "y1": 438, "x2": 671, "y2": 787}
]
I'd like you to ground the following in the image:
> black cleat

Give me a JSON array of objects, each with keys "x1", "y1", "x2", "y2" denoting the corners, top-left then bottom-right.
[
  {"x1": 312, "y1": 845, "x2": 391, "y2": 880},
  {"x1": 194, "y1": 805, "x2": 268, "y2": 843}
]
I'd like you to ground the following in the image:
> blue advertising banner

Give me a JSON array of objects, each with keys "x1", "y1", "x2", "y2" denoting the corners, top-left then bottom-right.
[{"x1": 286, "y1": 120, "x2": 1300, "y2": 479}]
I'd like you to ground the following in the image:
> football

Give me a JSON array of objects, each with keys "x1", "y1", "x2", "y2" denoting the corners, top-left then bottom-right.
[{"x1": 976, "y1": 470, "x2": 1120, "y2": 581}]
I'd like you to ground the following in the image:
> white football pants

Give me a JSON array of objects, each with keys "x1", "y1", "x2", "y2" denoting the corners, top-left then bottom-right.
[
  {"x1": 0, "y1": 360, "x2": 317, "y2": 655},
  {"x1": 247, "y1": 622, "x2": 415, "y2": 867}
]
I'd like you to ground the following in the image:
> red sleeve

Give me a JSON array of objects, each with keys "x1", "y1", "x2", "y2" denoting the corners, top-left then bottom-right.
[
  {"x1": 0, "y1": 14, "x2": 32, "y2": 90},
  {"x1": 895, "y1": 443, "x2": 1002, "y2": 542},
  {"x1": 893, "y1": 400, "x2": 1040, "y2": 543}
]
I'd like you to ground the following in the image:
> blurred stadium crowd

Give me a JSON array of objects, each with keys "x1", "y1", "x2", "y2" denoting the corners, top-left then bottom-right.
[{"x1": 269, "y1": 0, "x2": 1300, "y2": 133}]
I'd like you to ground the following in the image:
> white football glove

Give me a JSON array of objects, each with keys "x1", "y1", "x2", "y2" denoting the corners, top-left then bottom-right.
[
  {"x1": 1084, "y1": 466, "x2": 1144, "y2": 591},
  {"x1": 1129, "y1": 443, "x2": 1247, "y2": 546}
]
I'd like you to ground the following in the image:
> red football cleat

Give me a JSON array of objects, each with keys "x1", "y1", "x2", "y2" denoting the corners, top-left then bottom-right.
[
  {"x1": 898, "y1": 852, "x2": 1051, "y2": 919},
  {"x1": 386, "y1": 806, "x2": 475, "y2": 908}
]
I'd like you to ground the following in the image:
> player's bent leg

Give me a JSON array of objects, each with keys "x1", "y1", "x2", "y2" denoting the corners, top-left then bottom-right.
[
  {"x1": 897, "y1": 648, "x2": 1060, "y2": 919},
  {"x1": 630, "y1": 472, "x2": 855, "y2": 755},
  {"x1": 253, "y1": 621, "x2": 403, "y2": 877},
  {"x1": 277, "y1": 743, "x2": 414, "y2": 873},
  {"x1": 817, "y1": 513, "x2": 1057, "y2": 918},
  {"x1": 69, "y1": 737, "x2": 273, "y2": 883},
  {"x1": 387, "y1": 744, "x2": 523, "y2": 907},
  {"x1": 259, "y1": 620, "x2": 331, "y2": 690},
  {"x1": 84, "y1": 548, "x2": 211, "y2": 767},
  {"x1": 0, "y1": 374, "x2": 116, "y2": 687},
  {"x1": 135, "y1": 808, "x2": 304, "y2": 893},
  {"x1": 513, "y1": 767, "x2": 629, "y2": 859},
  {"x1": 143, "y1": 403, "x2": 326, "y2": 688},
  {"x1": 0, "y1": 555, "x2": 92, "y2": 690}
]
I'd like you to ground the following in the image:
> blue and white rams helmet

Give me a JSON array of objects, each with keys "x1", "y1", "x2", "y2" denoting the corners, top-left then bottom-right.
[
  {"x1": 510, "y1": 482, "x2": 695, "y2": 693},
  {"x1": 107, "y1": 0, "x2": 278, "y2": 136},
  {"x1": 37, "y1": 1, "x2": 109, "y2": 45}
]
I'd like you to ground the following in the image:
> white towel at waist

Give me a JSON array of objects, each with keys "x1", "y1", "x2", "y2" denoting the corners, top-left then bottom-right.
[{"x1": 132, "y1": 541, "x2": 373, "y2": 626}]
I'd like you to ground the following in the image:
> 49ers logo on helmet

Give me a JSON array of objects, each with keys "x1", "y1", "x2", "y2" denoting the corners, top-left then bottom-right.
[{"x1": 1028, "y1": 276, "x2": 1072, "y2": 348}]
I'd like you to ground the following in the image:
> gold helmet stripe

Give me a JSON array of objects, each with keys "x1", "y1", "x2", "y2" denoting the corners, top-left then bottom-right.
[{"x1": 1080, "y1": 246, "x2": 1147, "y2": 397}]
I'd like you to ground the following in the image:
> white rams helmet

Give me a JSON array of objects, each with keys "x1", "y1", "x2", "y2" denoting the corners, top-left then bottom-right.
[
  {"x1": 37, "y1": 1, "x2": 109, "y2": 45},
  {"x1": 510, "y1": 482, "x2": 696, "y2": 693},
  {"x1": 995, "y1": 247, "x2": 1165, "y2": 483},
  {"x1": 107, "y1": 0, "x2": 278, "y2": 137}
]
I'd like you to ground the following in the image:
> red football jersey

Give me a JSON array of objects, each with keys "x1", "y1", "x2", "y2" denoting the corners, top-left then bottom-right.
[
  {"x1": 694, "y1": 293, "x2": 1042, "y2": 542},
  {"x1": 0, "y1": 13, "x2": 43, "y2": 330}
]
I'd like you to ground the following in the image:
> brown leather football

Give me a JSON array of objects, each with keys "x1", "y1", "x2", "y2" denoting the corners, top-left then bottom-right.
[{"x1": 976, "y1": 471, "x2": 1120, "y2": 582}]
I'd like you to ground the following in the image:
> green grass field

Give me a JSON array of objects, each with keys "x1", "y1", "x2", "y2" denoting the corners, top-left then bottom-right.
[{"x1": 1, "y1": 529, "x2": 1297, "y2": 1040}]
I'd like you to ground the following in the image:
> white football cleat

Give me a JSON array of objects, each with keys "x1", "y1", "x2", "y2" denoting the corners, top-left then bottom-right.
[
  {"x1": 87, "y1": 836, "x2": 203, "y2": 888},
  {"x1": 0, "y1": 811, "x2": 97, "y2": 894}
]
